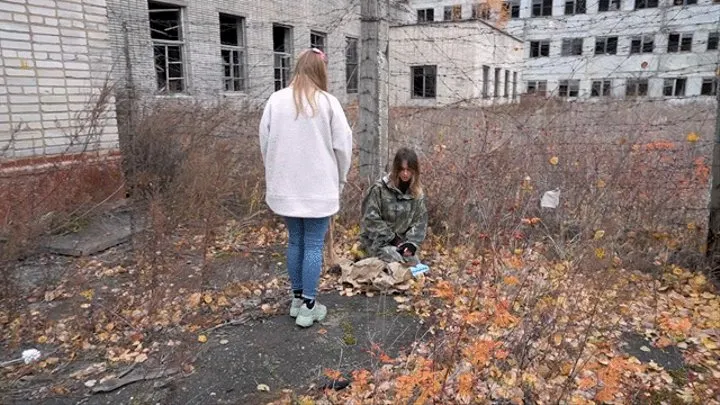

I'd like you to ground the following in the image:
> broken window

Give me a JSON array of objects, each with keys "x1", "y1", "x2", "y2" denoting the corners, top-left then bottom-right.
[
  {"x1": 663, "y1": 78, "x2": 686, "y2": 97},
  {"x1": 417, "y1": 8, "x2": 434, "y2": 23},
  {"x1": 503, "y1": 1, "x2": 520, "y2": 18},
  {"x1": 558, "y1": 80, "x2": 580, "y2": 97},
  {"x1": 708, "y1": 32, "x2": 719, "y2": 51},
  {"x1": 532, "y1": 0, "x2": 552, "y2": 17},
  {"x1": 565, "y1": 0, "x2": 586, "y2": 15},
  {"x1": 561, "y1": 38, "x2": 583, "y2": 56},
  {"x1": 504, "y1": 70, "x2": 510, "y2": 98},
  {"x1": 345, "y1": 37, "x2": 358, "y2": 93},
  {"x1": 273, "y1": 24, "x2": 293, "y2": 91},
  {"x1": 149, "y1": 1, "x2": 185, "y2": 94},
  {"x1": 310, "y1": 31, "x2": 326, "y2": 53},
  {"x1": 673, "y1": 0, "x2": 697, "y2": 5},
  {"x1": 598, "y1": 0, "x2": 621, "y2": 11},
  {"x1": 443, "y1": 5, "x2": 462, "y2": 21},
  {"x1": 635, "y1": 0, "x2": 658, "y2": 9},
  {"x1": 530, "y1": 40, "x2": 550, "y2": 57},
  {"x1": 494, "y1": 68, "x2": 501, "y2": 98},
  {"x1": 630, "y1": 35, "x2": 654, "y2": 54},
  {"x1": 591, "y1": 80, "x2": 612, "y2": 97},
  {"x1": 667, "y1": 33, "x2": 692, "y2": 53},
  {"x1": 701, "y1": 77, "x2": 718, "y2": 96},
  {"x1": 512, "y1": 72, "x2": 518, "y2": 99},
  {"x1": 626, "y1": 78, "x2": 648, "y2": 97},
  {"x1": 220, "y1": 14, "x2": 247, "y2": 92},
  {"x1": 482, "y1": 65, "x2": 490, "y2": 98},
  {"x1": 526, "y1": 80, "x2": 547, "y2": 96},
  {"x1": 412, "y1": 65, "x2": 436, "y2": 99},
  {"x1": 595, "y1": 36, "x2": 618, "y2": 55},
  {"x1": 472, "y1": 3, "x2": 491, "y2": 20}
]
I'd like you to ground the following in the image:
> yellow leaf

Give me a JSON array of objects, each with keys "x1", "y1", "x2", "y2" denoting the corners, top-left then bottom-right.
[
  {"x1": 549, "y1": 156, "x2": 559, "y2": 165},
  {"x1": 37, "y1": 335, "x2": 48, "y2": 344},
  {"x1": 197, "y1": 334, "x2": 208, "y2": 343},
  {"x1": 596, "y1": 179, "x2": 606, "y2": 189},
  {"x1": 80, "y1": 289, "x2": 94, "y2": 301},
  {"x1": 595, "y1": 248, "x2": 606, "y2": 259},
  {"x1": 513, "y1": 248, "x2": 523, "y2": 255},
  {"x1": 503, "y1": 276, "x2": 520, "y2": 286},
  {"x1": 217, "y1": 295, "x2": 230, "y2": 307},
  {"x1": 687, "y1": 222, "x2": 697, "y2": 230},
  {"x1": 686, "y1": 132, "x2": 699, "y2": 143},
  {"x1": 553, "y1": 334, "x2": 563, "y2": 346},
  {"x1": 702, "y1": 336, "x2": 718, "y2": 350},
  {"x1": 593, "y1": 230, "x2": 605, "y2": 240},
  {"x1": 203, "y1": 294, "x2": 213, "y2": 304}
]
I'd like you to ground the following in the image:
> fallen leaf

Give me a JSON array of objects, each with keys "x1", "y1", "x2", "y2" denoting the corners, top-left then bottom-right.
[
  {"x1": 84, "y1": 379, "x2": 97, "y2": 388},
  {"x1": 198, "y1": 335, "x2": 208, "y2": 343},
  {"x1": 220, "y1": 339, "x2": 229, "y2": 345},
  {"x1": 640, "y1": 346, "x2": 651, "y2": 352},
  {"x1": 134, "y1": 353, "x2": 148, "y2": 363},
  {"x1": 188, "y1": 293, "x2": 202, "y2": 307},
  {"x1": 549, "y1": 156, "x2": 559, "y2": 166},
  {"x1": 317, "y1": 329, "x2": 328, "y2": 335},
  {"x1": 257, "y1": 383, "x2": 270, "y2": 392}
]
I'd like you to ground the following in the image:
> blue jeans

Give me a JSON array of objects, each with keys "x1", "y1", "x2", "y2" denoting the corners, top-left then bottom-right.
[{"x1": 284, "y1": 216, "x2": 330, "y2": 300}]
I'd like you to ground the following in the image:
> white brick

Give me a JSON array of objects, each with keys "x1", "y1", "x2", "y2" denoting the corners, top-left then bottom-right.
[
  {"x1": 1, "y1": 3, "x2": 27, "y2": 13},
  {"x1": 84, "y1": 13, "x2": 105, "y2": 23},
  {"x1": 13, "y1": 13, "x2": 29, "y2": 23},
  {"x1": 2, "y1": 49, "x2": 19, "y2": 58},
  {"x1": 68, "y1": 103, "x2": 86, "y2": 111},
  {"x1": 66, "y1": 70, "x2": 91, "y2": 79},
  {"x1": 66, "y1": 78, "x2": 89, "y2": 87},
  {"x1": 13, "y1": 113, "x2": 42, "y2": 122},
  {"x1": 11, "y1": 104, "x2": 41, "y2": 113},
  {"x1": 28, "y1": 0, "x2": 57, "y2": 8},
  {"x1": 52, "y1": 88, "x2": 66, "y2": 94},
  {"x1": 8, "y1": 87, "x2": 24, "y2": 94},
  {"x1": 44, "y1": 17, "x2": 58, "y2": 26},
  {"x1": 33, "y1": 43, "x2": 61, "y2": 52},
  {"x1": 38, "y1": 87, "x2": 53, "y2": 94},
  {"x1": 57, "y1": 1, "x2": 84, "y2": 12},
  {"x1": 88, "y1": 31, "x2": 108, "y2": 40},
  {"x1": 10, "y1": 95, "x2": 39, "y2": 104},
  {"x1": 64, "y1": 61, "x2": 89, "y2": 70},
  {"x1": 3, "y1": 58, "x2": 34, "y2": 68},
  {"x1": 28, "y1": 6, "x2": 57, "y2": 17},
  {"x1": 34, "y1": 34, "x2": 61, "y2": 44},
  {"x1": 83, "y1": 5, "x2": 106, "y2": 16},
  {"x1": 23, "y1": 86, "x2": 39, "y2": 94},
  {"x1": 71, "y1": 20, "x2": 85, "y2": 29},
  {"x1": 33, "y1": 51, "x2": 48, "y2": 59},
  {"x1": 0, "y1": 31, "x2": 31, "y2": 41},
  {"x1": 41, "y1": 95, "x2": 68, "y2": 103},
  {"x1": 62, "y1": 45, "x2": 88, "y2": 54},
  {"x1": 48, "y1": 52, "x2": 63, "y2": 60},
  {"x1": 1, "y1": 40, "x2": 32, "y2": 50},
  {"x1": 0, "y1": 114, "x2": 10, "y2": 123},
  {"x1": 36, "y1": 69, "x2": 65, "y2": 78},
  {"x1": 57, "y1": 9, "x2": 83, "y2": 20},
  {"x1": 36, "y1": 60, "x2": 63, "y2": 68},
  {"x1": 62, "y1": 36, "x2": 87, "y2": 46},
  {"x1": 38, "y1": 78, "x2": 65, "y2": 86},
  {"x1": 6, "y1": 77, "x2": 37, "y2": 86},
  {"x1": 60, "y1": 28, "x2": 86, "y2": 38},
  {"x1": 0, "y1": 11, "x2": 12, "y2": 21},
  {"x1": 4, "y1": 0, "x2": 30, "y2": 4},
  {"x1": 6, "y1": 68, "x2": 35, "y2": 77},
  {"x1": 42, "y1": 112, "x2": 69, "y2": 120},
  {"x1": 29, "y1": 15, "x2": 43, "y2": 24},
  {"x1": 0, "y1": 22, "x2": 31, "y2": 33},
  {"x1": 15, "y1": 131, "x2": 43, "y2": 141},
  {"x1": 67, "y1": 94, "x2": 90, "y2": 103},
  {"x1": 31, "y1": 25, "x2": 60, "y2": 35}
]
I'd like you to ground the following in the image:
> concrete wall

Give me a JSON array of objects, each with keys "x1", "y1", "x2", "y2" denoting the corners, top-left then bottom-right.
[
  {"x1": 106, "y1": 0, "x2": 362, "y2": 105},
  {"x1": 0, "y1": 0, "x2": 119, "y2": 159},
  {"x1": 389, "y1": 20, "x2": 523, "y2": 106},
  {"x1": 408, "y1": 0, "x2": 720, "y2": 99}
]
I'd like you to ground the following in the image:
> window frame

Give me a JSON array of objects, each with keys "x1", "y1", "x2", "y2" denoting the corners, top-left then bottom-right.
[
  {"x1": 625, "y1": 78, "x2": 648, "y2": 97},
  {"x1": 149, "y1": 1, "x2": 186, "y2": 94},
  {"x1": 594, "y1": 36, "x2": 618, "y2": 55},
  {"x1": 345, "y1": 36, "x2": 359, "y2": 94},
  {"x1": 561, "y1": 38, "x2": 584, "y2": 56},
  {"x1": 219, "y1": 13, "x2": 248, "y2": 93},
  {"x1": 411, "y1": 65, "x2": 437, "y2": 99},
  {"x1": 558, "y1": 79, "x2": 580, "y2": 98},
  {"x1": 530, "y1": 40, "x2": 551, "y2": 58}
]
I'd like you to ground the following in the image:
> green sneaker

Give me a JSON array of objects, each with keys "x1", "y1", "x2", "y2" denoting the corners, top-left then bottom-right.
[
  {"x1": 290, "y1": 298, "x2": 303, "y2": 318},
  {"x1": 295, "y1": 302, "x2": 327, "y2": 328}
]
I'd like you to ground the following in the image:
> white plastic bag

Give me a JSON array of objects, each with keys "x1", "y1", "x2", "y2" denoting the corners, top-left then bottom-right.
[{"x1": 541, "y1": 189, "x2": 560, "y2": 209}]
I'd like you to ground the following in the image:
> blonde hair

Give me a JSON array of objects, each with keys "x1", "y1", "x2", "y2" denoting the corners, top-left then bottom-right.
[{"x1": 291, "y1": 49, "x2": 328, "y2": 118}]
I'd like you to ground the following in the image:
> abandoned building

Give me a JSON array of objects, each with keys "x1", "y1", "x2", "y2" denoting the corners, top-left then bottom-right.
[
  {"x1": 0, "y1": 0, "x2": 119, "y2": 160},
  {"x1": 389, "y1": 18, "x2": 523, "y2": 106},
  {"x1": 407, "y1": 0, "x2": 720, "y2": 99}
]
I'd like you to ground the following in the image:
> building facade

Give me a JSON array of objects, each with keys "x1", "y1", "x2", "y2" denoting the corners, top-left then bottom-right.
[
  {"x1": 389, "y1": 19, "x2": 523, "y2": 106},
  {"x1": 105, "y1": 0, "x2": 363, "y2": 105},
  {"x1": 407, "y1": 0, "x2": 720, "y2": 99},
  {"x1": 0, "y1": 0, "x2": 119, "y2": 159}
]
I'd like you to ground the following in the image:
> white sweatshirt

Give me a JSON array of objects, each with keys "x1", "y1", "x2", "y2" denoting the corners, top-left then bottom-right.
[{"x1": 259, "y1": 87, "x2": 353, "y2": 218}]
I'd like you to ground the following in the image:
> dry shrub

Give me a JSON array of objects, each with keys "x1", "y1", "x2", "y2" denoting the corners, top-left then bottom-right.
[{"x1": 388, "y1": 99, "x2": 714, "y2": 268}]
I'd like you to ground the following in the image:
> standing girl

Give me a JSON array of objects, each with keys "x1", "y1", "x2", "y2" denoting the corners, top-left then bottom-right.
[{"x1": 259, "y1": 48, "x2": 353, "y2": 328}]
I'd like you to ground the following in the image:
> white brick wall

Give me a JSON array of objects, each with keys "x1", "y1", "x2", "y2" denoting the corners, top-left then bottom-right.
[
  {"x1": 105, "y1": 0, "x2": 362, "y2": 106},
  {"x1": 0, "y1": 0, "x2": 119, "y2": 159}
]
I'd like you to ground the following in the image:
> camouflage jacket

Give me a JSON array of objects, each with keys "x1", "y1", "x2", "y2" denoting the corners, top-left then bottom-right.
[{"x1": 359, "y1": 175, "x2": 428, "y2": 256}]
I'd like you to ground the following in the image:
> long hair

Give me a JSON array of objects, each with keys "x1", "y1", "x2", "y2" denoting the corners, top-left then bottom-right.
[
  {"x1": 291, "y1": 48, "x2": 328, "y2": 118},
  {"x1": 389, "y1": 148, "x2": 423, "y2": 197}
]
